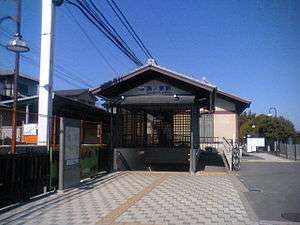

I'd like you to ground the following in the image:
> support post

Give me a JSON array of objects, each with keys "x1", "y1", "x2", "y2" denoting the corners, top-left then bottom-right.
[
  {"x1": 25, "y1": 104, "x2": 29, "y2": 124},
  {"x1": 80, "y1": 120, "x2": 84, "y2": 145},
  {"x1": 37, "y1": 0, "x2": 56, "y2": 146},
  {"x1": 58, "y1": 117, "x2": 64, "y2": 190},
  {"x1": 295, "y1": 144, "x2": 297, "y2": 161},
  {"x1": 189, "y1": 133, "x2": 195, "y2": 173},
  {"x1": 190, "y1": 102, "x2": 200, "y2": 173}
]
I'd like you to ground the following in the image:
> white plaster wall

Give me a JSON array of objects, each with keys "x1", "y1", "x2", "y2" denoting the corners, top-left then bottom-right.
[{"x1": 213, "y1": 97, "x2": 238, "y2": 140}]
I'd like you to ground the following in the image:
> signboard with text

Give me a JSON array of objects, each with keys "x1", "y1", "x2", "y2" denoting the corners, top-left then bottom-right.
[
  {"x1": 59, "y1": 118, "x2": 81, "y2": 190},
  {"x1": 247, "y1": 138, "x2": 265, "y2": 152},
  {"x1": 123, "y1": 79, "x2": 190, "y2": 96}
]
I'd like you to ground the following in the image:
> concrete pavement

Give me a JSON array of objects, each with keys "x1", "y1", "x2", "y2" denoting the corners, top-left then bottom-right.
[
  {"x1": 0, "y1": 171, "x2": 254, "y2": 225},
  {"x1": 237, "y1": 153, "x2": 300, "y2": 223}
]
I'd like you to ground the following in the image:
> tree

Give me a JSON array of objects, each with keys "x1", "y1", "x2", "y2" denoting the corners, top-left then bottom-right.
[{"x1": 239, "y1": 112, "x2": 296, "y2": 140}]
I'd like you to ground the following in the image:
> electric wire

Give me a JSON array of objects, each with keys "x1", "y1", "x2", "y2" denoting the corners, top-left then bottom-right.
[
  {"x1": 65, "y1": 0, "x2": 143, "y2": 66},
  {"x1": 84, "y1": 0, "x2": 139, "y2": 62},
  {"x1": 74, "y1": 0, "x2": 143, "y2": 65},
  {"x1": 106, "y1": 0, "x2": 154, "y2": 60},
  {"x1": 0, "y1": 42, "x2": 90, "y2": 89},
  {"x1": 0, "y1": 28, "x2": 94, "y2": 88},
  {"x1": 64, "y1": 5, "x2": 118, "y2": 75},
  {"x1": 21, "y1": 54, "x2": 87, "y2": 89}
]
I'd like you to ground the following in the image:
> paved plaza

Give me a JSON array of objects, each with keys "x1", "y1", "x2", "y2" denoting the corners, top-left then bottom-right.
[
  {"x1": 0, "y1": 170, "x2": 290, "y2": 225},
  {"x1": 0, "y1": 171, "x2": 254, "y2": 225}
]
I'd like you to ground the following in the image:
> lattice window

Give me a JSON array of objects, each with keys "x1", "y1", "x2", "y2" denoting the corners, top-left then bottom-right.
[
  {"x1": 173, "y1": 110, "x2": 191, "y2": 147},
  {"x1": 117, "y1": 108, "x2": 145, "y2": 147},
  {"x1": 117, "y1": 107, "x2": 191, "y2": 148}
]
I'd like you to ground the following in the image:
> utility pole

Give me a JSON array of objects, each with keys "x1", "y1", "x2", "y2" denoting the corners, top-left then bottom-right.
[
  {"x1": 11, "y1": 0, "x2": 21, "y2": 153},
  {"x1": 1, "y1": 0, "x2": 30, "y2": 153},
  {"x1": 37, "y1": 0, "x2": 57, "y2": 146}
]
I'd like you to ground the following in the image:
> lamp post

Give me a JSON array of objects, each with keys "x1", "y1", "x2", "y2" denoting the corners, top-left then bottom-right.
[
  {"x1": 267, "y1": 107, "x2": 278, "y2": 118},
  {"x1": 1, "y1": 0, "x2": 30, "y2": 154},
  {"x1": 267, "y1": 107, "x2": 279, "y2": 151}
]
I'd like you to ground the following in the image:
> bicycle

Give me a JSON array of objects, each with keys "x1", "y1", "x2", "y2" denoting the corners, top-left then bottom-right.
[{"x1": 232, "y1": 145, "x2": 241, "y2": 171}]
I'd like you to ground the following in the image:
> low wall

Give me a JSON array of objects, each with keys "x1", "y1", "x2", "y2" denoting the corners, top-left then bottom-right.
[
  {"x1": 115, "y1": 148, "x2": 145, "y2": 170},
  {"x1": 145, "y1": 148, "x2": 189, "y2": 164},
  {"x1": 114, "y1": 147, "x2": 190, "y2": 171},
  {"x1": 0, "y1": 145, "x2": 48, "y2": 154}
]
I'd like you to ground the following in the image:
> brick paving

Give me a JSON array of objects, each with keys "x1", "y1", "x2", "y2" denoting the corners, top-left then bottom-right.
[{"x1": 0, "y1": 171, "x2": 257, "y2": 225}]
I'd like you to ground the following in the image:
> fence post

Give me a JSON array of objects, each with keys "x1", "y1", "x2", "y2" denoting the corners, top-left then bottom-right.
[
  {"x1": 286, "y1": 142, "x2": 288, "y2": 159},
  {"x1": 295, "y1": 144, "x2": 297, "y2": 161},
  {"x1": 0, "y1": 113, "x2": 2, "y2": 146},
  {"x1": 80, "y1": 120, "x2": 84, "y2": 146}
]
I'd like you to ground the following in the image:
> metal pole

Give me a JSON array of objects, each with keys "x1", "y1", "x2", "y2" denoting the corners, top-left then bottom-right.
[
  {"x1": 80, "y1": 120, "x2": 84, "y2": 146},
  {"x1": 58, "y1": 117, "x2": 64, "y2": 190},
  {"x1": 0, "y1": 112, "x2": 3, "y2": 145},
  {"x1": 295, "y1": 143, "x2": 297, "y2": 161},
  {"x1": 37, "y1": 0, "x2": 56, "y2": 146},
  {"x1": 11, "y1": 0, "x2": 21, "y2": 154},
  {"x1": 25, "y1": 104, "x2": 29, "y2": 124}
]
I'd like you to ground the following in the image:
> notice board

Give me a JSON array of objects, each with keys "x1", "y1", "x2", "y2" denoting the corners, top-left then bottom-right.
[{"x1": 59, "y1": 118, "x2": 81, "y2": 190}]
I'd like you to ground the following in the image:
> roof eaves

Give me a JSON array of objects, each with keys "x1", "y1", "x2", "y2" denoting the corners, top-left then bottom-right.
[
  {"x1": 217, "y1": 89, "x2": 251, "y2": 105},
  {"x1": 0, "y1": 70, "x2": 39, "y2": 82},
  {"x1": 54, "y1": 89, "x2": 88, "y2": 96}
]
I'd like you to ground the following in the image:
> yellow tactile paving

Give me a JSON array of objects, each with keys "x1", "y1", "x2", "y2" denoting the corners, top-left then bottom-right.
[
  {"x1": 196, "y1": 171, "x2": 227, "y2": 176},
  {"x1": 97, "y1": 173, "x2": 170, "y2": 225}
]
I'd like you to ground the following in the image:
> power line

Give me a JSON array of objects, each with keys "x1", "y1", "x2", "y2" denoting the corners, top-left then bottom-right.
[
  {"x1": 21, "y1": 54, "x2": 88, "y2": 89},
  {"x1": 66, "y1": 0, "x2": 143, "y2": 66},
  {"x1": 84, "y1": 0, "x2": 139, "y2": 62},
  {"x1": 0, "y1": 27, "x2": 94, "y2": 88},
  {"x1": 106, "y1": 0, "x2": 154, "y2": 60},
  {"x1": 64, "y1": 5, "x2": 118, "y2": 75},
  {"x1": 0, "y1": 43, "x2": 90, "y2": 89}
]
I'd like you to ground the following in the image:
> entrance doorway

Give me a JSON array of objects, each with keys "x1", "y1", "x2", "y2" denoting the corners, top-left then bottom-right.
[{"x1": 115, "y1": 106, "x2": 191, "y2": 171}]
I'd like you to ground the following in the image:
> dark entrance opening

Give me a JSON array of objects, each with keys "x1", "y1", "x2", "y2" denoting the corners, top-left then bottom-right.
[{"x1": 114, "y1": 106, "x2": 191, "y2": 171}]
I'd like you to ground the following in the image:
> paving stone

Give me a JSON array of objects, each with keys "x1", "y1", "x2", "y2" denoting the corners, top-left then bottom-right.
[{"x1": 0, "y1": 172, "x2": 255, "y2": 225}]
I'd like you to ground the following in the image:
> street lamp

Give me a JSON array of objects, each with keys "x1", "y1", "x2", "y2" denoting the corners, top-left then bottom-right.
[
  {"x1": 267, "y1": 107, "x2": 279, "y2": 151},
  {"x1": 6, "y1": 33, "x2": 30, "y2": 53},
  {"x1": 267, "y1": 107, "x2": 278, "y2": 117},
  {"x1": 1, "y1": 0, "x2": 30, "y2": 154}
]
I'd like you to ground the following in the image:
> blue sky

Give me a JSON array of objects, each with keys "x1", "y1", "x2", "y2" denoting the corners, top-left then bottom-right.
[{"x1": 0, "y1": 0, "x2": 299, "y2": 130}]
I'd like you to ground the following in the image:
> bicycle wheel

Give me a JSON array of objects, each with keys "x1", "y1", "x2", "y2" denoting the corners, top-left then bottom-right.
[{"x1": 232, "y1": 155, "x2": 240, "y2": 171}]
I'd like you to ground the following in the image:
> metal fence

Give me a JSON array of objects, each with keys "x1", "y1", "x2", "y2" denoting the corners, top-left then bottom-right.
[
  {"x1": 0, "y1": 153, "x2": 49, "y2": 208},
  {"x1": 0, "y1": 107, "x2": 112, "y2": 208},
  {"x1": 271, "y1": 142, "x2": 300, "y2": 161}
]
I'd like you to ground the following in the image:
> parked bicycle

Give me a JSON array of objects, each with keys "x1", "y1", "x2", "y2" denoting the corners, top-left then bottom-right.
[{"x1": 232, "y1": 145, "x2": 240, "y2": 171}]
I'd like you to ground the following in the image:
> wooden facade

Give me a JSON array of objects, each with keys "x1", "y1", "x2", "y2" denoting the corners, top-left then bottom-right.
[{"x1": 93, "y1": 62, "x2": 250, "y2": 172}]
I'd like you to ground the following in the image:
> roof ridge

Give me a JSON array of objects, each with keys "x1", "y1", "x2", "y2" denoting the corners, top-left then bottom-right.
[{"x1": 151, "y1": 64, "x2": 216, "y2": 88}]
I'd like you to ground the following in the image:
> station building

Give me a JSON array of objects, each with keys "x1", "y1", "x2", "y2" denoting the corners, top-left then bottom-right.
[{"x1": 92, "y1": 60, "x2": 251, "y2": 172}]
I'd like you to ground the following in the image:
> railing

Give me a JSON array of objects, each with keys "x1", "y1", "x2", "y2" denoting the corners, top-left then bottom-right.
[
  {"x1": 220, "y1": 137, "x2": 233, "y2": 170},
  {"x1": 198, "y1": 136, "x2": 234, "y2": 170},
  {"x1": 270, "y1": 142, "x2": 300, "y2": 161},
  {"x1": 199, "y1": 137, "x2": 221, "y2": 152}
]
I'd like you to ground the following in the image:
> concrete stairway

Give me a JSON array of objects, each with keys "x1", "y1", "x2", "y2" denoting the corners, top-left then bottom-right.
[{"x1": 197, "y1": 151, "x2": 227, "y2": 172}]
